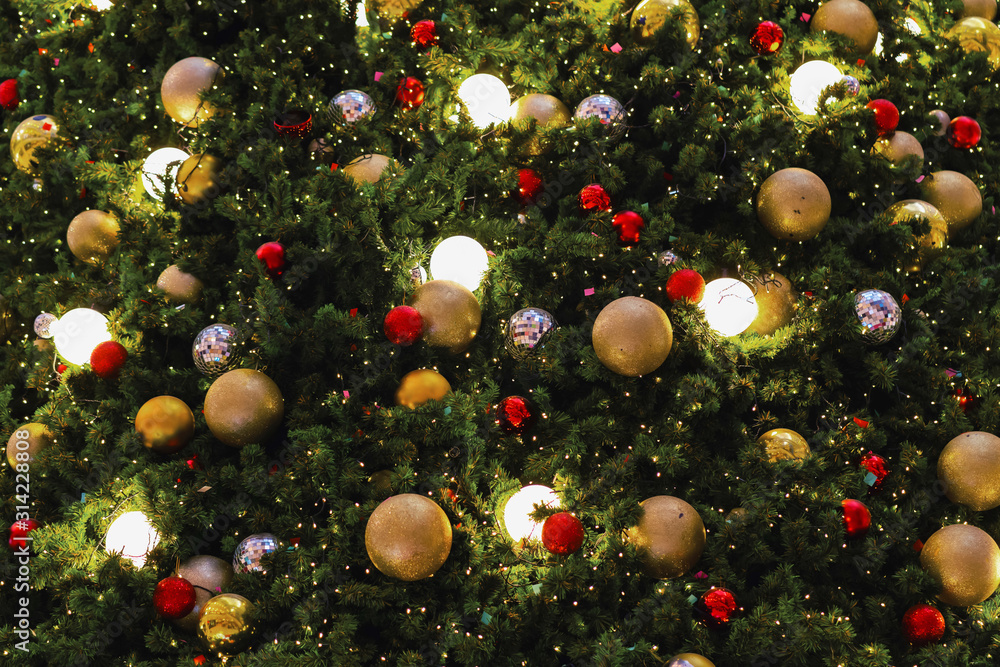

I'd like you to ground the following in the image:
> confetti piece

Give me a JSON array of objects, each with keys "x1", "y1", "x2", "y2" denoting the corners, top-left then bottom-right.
[
  {"x1": 854, "y1": 417, "x2": 870, "y2": 428},
  {"x1": 672, "y1": 91, "x2": 681, "y2": 99},
  {"x1": 198, "y1": 486, "x2": 212, "y2": 493},
  {"x1": 440, "y1": 12, "x2": 447, "y2": 20},
  {"x1": 668, "y1": 235, "x2": 678, "y2": 242},
  {"x1": 694, "y1": 571, "x2": 708, "y2": 579},
  {"x1": 290, "y1": 537, "x2": 301, "y2": 547},
  {"x1": 349, "y1": 307, "x2": 358, "y2": 317},
  {"x1": 481, "y1": 612, "x2": 492, "y2": 625},
  {"x1": 443, "y1": 407, "x2": 452, "y2": 415},
  {"x1": 80, "y1": 493, "x2": 86, "y2": 502},
  {"x1": 486, "y1": 250, "x2": 496, "y2": 257},
  {"x1": 800, "y1": 12, "x2": 811, "y2": 21},
  {"x1": 343, "y1": 390, "x2": 350, "y2": 398},
  {"x1": 913, "y1": 539, "x2": 923, "y2": 552},
  {"x1": 901, "y1": 294, "x2": 909, "y2": 304},
  {"x1": 660, "y1": 141, "x2": 670, "y2": 151},
  {"x1": 331, "y1": 163, "x2": 338, "y2": 170},
  {"x1": 610, "y1": 42, "x2": 623, "y2": 53},
  {"x1": 531, "y1": 584, "x2": 542, "y2": 595},
  {"x1": 640, "y1": 202, "x2": 649, "y2": 211},
  {"x1": 38, "y1": 48, "x2": 47, "y2": 55},
  {"x1": 864, "y1": 472, "x2": 878, "y2": 487},
  {"x1": 194, "y1": 657, "x2": 206, "y2": 666},
  {"x1": 591, "y1": 232, "x2": 600, "y2": 237},
  {"x1": 88, "y1": 43, "x2": 94, "y2": 53},
  {"x1": 946, "y1": 368, "x2": 958, "y2": 377},
  {"x1": 374, "y1": 71, "x2": 383, "y2": 82},
  {"x1": 993, "y1": 205, "x2": 996, "y2": 214},
  {"x1": 53, "y1": 58, "x2": 59, "y2": 66},
  {"x1": 915, "y1": 175, "x2": 925, "y2": 183},
  {"x1": 584, "y1": 288, "x2": 595, "y2": 296},
  {"x1": 687, "y1": 595, "x2": 698, "y2": 605}
]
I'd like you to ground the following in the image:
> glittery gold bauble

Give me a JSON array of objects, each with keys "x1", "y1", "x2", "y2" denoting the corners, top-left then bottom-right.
[
  {"x1": 759, "y1": 428, "x2": 811, "y2": 462},
  {"x1": 365, "y1": 0, "x2": 422, "y2": 23},
  {"x1": 592, "y1": 296, "x2": 672, "y2": 377},
  {"x1": 509, "y1": 94, "x2": 572, "y2": 129},
  {"x1": 626, "y1": 496, "x2": 705, "y2": 579},
  {"x1": 756, "y1": 168, "x2": 831, "y2": 241},
  {"x1": 135, "y1": 396, "x2": 195, "y2": 454},
  {"x1": 938, "y1": 432, "x2": 1000, "y2": 511},
  {"x1": 961, "y1": 0, "x2": 998, "y2": 20},
  {"x1": 365, "y1": 493, "x2": 453, "y2": 581},
  {"x1": 204, "y1": 369, "x2": 284, "y2": 447},
  {"x1": 745, "y1": 271, "x2": 796, "y2": 336},
  {"x1": 176, "y1": 154, "x2": 223, "y2": 205},
  {"x1": 667, "y1": 654, "x2": 716, "y2": 667},
  {"x1": 395, "y1": 369, "x2": 452, "y2": 409},
  {"x1": 919, "y1": 170, "x2": 983, "y2": 236},
  {"x1": 343, "y1": 153, "x2": 394, "y2": 185},
  {"x1": 872, "y1": 131, "x2": 924, "y2": 182},
  {"x1": 197, "y1": 593, "x2": 255, "y2": 654},
  {"x1": 630, "y1": 0, "x2": 700, "y2": 48},
  {"x1": 810, "y1": 0, "x2": 879, "y2": 54},
  {"x1": 6, "y1": 423, "x2": 55, "y2": 469},
  {"x1": 174, "y1": 555, "x2": 233, "y2": 632},
  {"x1": 920, "y1": 524, "x2": 1000, "y2": 606},
  {"x1": 886, "y1": 199, "x2": 948, "y2": 271},
  {"x1": 409, "y1": 280, "x2": 481, "y2": 353},
  {"x1": 10, "y1": 114, "x2": 60, "y2": 173},
  {"x1": 369, "y1": 470, "x2": 394, "y2": 497},
  {"x1": 948, "y1": 17, "x2": 1000, "y2": 69},
  {"x1": 156, "y1": 265, "x2": 204, "y2": 304},
  {"x1": 67, "y1": 210, "x2": 120, "y2": 265},
  {"x1": 161, "y1": 57, "x2": 223, "y2": 127}
]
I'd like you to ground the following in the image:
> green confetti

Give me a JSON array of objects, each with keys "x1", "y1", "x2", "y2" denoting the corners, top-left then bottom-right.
[
  {"x1": 864, "y1": 472, "x2": 878, "y2": 487},
  {"x1": 668, "y1": 235, "x2": 678, "y2": 242},
  {"x1": 443, "y1": 407, "x2": 452, "y2": 415},
  {"x1": 640, "y1": 202, "x2": 649, "y2": 211},
  {"x1": 481, "y1": 612, "x2": 492, "y2": 625},
  {"x1": 531, "y1": 584, "x2": 542, "y2": 595},
  {"x1": 687, "y1": 594, "x2": 698, "y2": 605}
]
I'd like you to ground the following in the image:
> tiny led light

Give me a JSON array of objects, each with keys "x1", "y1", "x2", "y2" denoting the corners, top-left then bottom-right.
[
  {"x1": 699, "y1": 278, "x2": 758, "y2": 337},
  {"x1": 142, "y1": 148, "x2": 190, "y2": 201},
  {"x1": 502, "y1": 485, "x2": 560, "y2": 542},
  {"x1": 789, "y1": 61, "x2": 843, "y2": 115},
  {"x1": 457, "y1": 74, "x2": 511, "y2": 129},
  {"x1": 105, "y1": 511, "x2": 160, "y2": 567},
  {"x1": 429, "y1": 235, "x2": 489, "y2": 291},
  {"x1": 50, "y1": 308, "x2": 112, "y2": 366}
]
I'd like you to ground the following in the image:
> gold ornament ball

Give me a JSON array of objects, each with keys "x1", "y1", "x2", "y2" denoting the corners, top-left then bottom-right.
[
  {"x1": 592, "y1": 297, "x2": 672, "y2": 377},
  {"x1": 156, "y1": 265, "x2": 204, "y2": 304},
  {"x1": 929, "y1": 109, "x2": 951, "y2": 136},
  {"x1": 409, "y1": 280, "x2": 481, "y2": 353},
  {"x1": 668, "y1": 654, "x2": 716, "y2": 667},
  {"x1": 204, "y1": 369, "x2": 285, "y2": 447},
  {"x1": 938, "y1": 431, "x2": 1000, "y2": 511},
  {"x1": 872, "y1": 132, "x2": 924, "y2": 182},
  {"x1": 919, "y1": 170, "x2": 983, "y2": 235},
  {"x1": 369, "y1": 469, "x2": 394, "y2": 497},
  {"x1": 174, "y1": 555, "x2": 233, "y2": 632},
  {"x1": 630, "y1": 0, "x2": 700, "y2": 49},
  {"x1": 176, "y1": 154, "x2": 223, "y2": 205},
  {"x1": 161, "y1": 57, "x2": 223, "y2": 127},
  {"x1": 756, "y1": 168, "x2": 831, "y2": 242},
  {"x1": 627, "y1": 496, "x2": 705, "y2": 579},
  {"x1": 395, "y1": 369, "x2": 452, "y2": 409},
  {"x1": 197, "y1": 593, "x2": 255, "y2": 654},
  {"x1": 67, "y1": 210, "x2": 120, "y2": 265},
  {"x1": 135, "y1": 396, "x2": 195, "y2": 454},
  {"x1": 365, "y1": 493, "x2": 453, "y2": 581},
  {"x1": 365, "y1": 0, "x2": 422, "y2": 23},
  {"x1": 745, "y1": 271, "x2": 796, "y2": 336},
  {"x1": 886, "y1": 199, "x2": 948, "y2": 272},
  {"x1": 344, "y1": 153, "x2": 394, "y2": 186},
  {"x1": 810, "y1": 0, "x2": 879, "y2": 54},
  {"x1": 10, "y1": 114, "x2": 60, "y2": 173},
  {"x1": 948, "y1": 17, "x2": 1000, "y2": 69},
  {"x1": 759, "y1": 428, "x2": 811, "y2": 462},
  {"x1": 920, "y1": 524, "x2": 1000, "y2": 606},
  {"x1": 6, "y1": 423, "x2": 55, "y2": 469},
  {"x1": 962, "y1": 0, "x2": 998, "y2": 20},
  {"x1": 509, "y1": 94, "x2": 571, "y2": 129}
]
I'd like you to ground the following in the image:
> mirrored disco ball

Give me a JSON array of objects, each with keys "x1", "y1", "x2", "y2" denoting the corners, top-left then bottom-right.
[
  {"x1": 192, "y1": 324, "x2": 241, "y2": 376},
  {"x1": 505, "y1": 307, "x2": 557, "y2": 358},
  {"x1": 330, "y1": 89, "x2": 376, "y2": 123},
  {"x1": 854, "y1": 289, "x2": 901, "y2": 344}
]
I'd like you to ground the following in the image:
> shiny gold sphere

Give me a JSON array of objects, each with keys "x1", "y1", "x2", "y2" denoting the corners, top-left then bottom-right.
[
  {"x1": 344, "y1": 153, "x2": 394, "y2": 185},
  {"x1": 667, "y1": 654, "x2": 716, "y2": 667},
  {"x1": 67, "y1": 210, "x2": 120, "y2": 265},
  {"x1": 920, "y1": 524, "x2": 1000, "y2": 606},
  {"x1": 10, "y1": 114, "x2": 60, "y2": 173},
  {"x1": 745, "y1": 271, "x2": 796, "y2": 336},
  {"x1": 395, "y1": 369, "x2": 452, "y2": 409},
  {"x1": 872, "y1": 131, "x2": 924, "y2": 182},
  {"x1": 156, "y1": 265, "x2": 204, "y2": 304},
  {"x1": 135, "y1": 396, "x2": 195, "y2": 454},
  {"x1": 630, "y1": 0, "x2": 700, "y2": 48},
  {"x1": 919, "y1": 170, "x2": 983, "y2": 235},
  {"x1": 161, "y1": 57, "x2": 223, "y2": 127},
  {"x1": 938, "y1": 432, "x2": 1000, "y2": 511},
  {"x1": 197, "y1": 593, "x2": 255, "y2": 654},
  {"x1": 204, "y1": 369, "x2": 284, "y2": 447},
  {"x1": 886, "y1": 199, "x2": 948, "y2": 271},
  {"x1": 948, "y1": 17, "x2": 1000, "y2": 69},
  {"x1": 176, "y1": 153, "x2": 223, "y2": 205},
  {"x1": 509, "y1": 94, "x2": 571, "y2": 129},
  {"x1": 962, "y1": 0, "x2": 998, "y2": 20},
  {"x1": 756, "y1": 168, "x2": 831, "y2": 241},
  {"x1": 6, "y1": 423, "x2": 55, "y2": 469},
  {"x1": 592, "y1": 296, "x2": 672, "y2": 377},
  {"x1": 365, "y1": 494, "x2": 453, "y2": 580},
  {"x1": 810, "y1": 0, "x2": 879, "y2": 54},
  {"x1": 759, "y1": 428, "x2": 811, "y2": 462},
  {"x1": 409, "y1": 280, "x2": 481, "y2": 353},
  {"x1": 365, "y1": 0, "x2": 422, "y2": 22},
  {"x1": 627, "y1": 496, "x2": 705, "y2": 579},
  {"x1": 174, "y1": 555, "x2": 233, "y2": 632}
]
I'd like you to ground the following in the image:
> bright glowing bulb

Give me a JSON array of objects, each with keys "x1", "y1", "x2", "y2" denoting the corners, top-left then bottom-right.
[
  {"x1": 429, "y1": 235, "x2": 489, "y2": 291},
  {"x1": 105, "y1": 511, "x2": 160, "y2": 567},
  {"x1": 457, "y1": 74, "x2": 511, "y2": 129},
  {"x1": 503, "y1": 485, "x2": 560, "y2": 542},
  {"x1": 50, "y1": 308, "x2": 112, "y2": 366},
  {"x1": 789, "y1": 61, "x2": 843, "y2": 115},
  {"x1": 904, "y1": 18, "x2": 921, "y2": 35},
  {"x1": 699, "y1": 278, "x2": 758, "y2": 337},
  {"x1": 142, "y1": 148, "x2": 189, "y2": 201},
  {"x1": 91, "y1": 0, "x2": 113, "y2": 9},
  {"x1": 355, "y1": 1, "x2": 369, "y2": 27}
]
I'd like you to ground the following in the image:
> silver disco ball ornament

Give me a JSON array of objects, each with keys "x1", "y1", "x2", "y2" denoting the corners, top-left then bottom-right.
[
  {"x1": 658, "y1": 250, "x2": 680, "y2": 267},
  {"x1": 192, "y1": 324, "x2": 241, "y2": 376},
  {"x1": 573, "y1": 94, "x2": 625, "y2": 126},
  {"x1": 233, "y1": 533, "x2": 279, "y2": 574},
  {"x1": 854, "y1": 289, "x2": 901, "y2": 344},
  {"x1": 330, "y1": 89, "x2": 376, "y2": 123},
  {"x1": 34, "y1": 312, "x2": 57, "y2": 339},
  {"x1": 505, "y1": 307, "x2": 557, "y2": 358}
]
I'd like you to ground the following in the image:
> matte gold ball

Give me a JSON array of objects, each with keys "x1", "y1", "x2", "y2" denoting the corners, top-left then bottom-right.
[
  {"x1": 948, "y1": 17, "x2": 1000, "y2": 69},
  {"x1": 962, "y1": 0, "x2": 998, "y2": 20},
  {"x1": 156, "y1": 265, "x2": 204, "y2": 304},
  {"x1": 197, "y1": 593, "x2": 255, "y2": 654},
  {"x1": 509, "y1": 94, "x2": 571, "y2": 129},
  {"x1": 627, "y1": 496, "x2": 705, "y2": 579},
  {"x1": 10, "y1": 114, "x2": 60, "y2": 173},
  {"x1": 929, "y1": 109, "x2": 951, "y2": 136},
  {"x1": 872, "y1": 131, "x2": 924, "y2": 182},
  {"x1": 938, "y1": 431, "x2": 1000, "y2": 511},
  {"x1": 395, "y1": 369, "x2": 452, "y2": 409},
  {"x1": 161, "y1": 57, "x2": 223, "y2": 127},
  {"x1": 745, "y1": 271, "x2": 796, "y2": 336},
  {"x1": 592, "y1": 297, "x2": 672, "y2": 377},
  {"x1": 920, "y1": 524, "x2": 1000, "y2": 606},
  {"x1": 6, "y1": 423, "x2": 55, "y2": 469},
  {"x1": 409, "y1": 280, "x2": 481, "y2": 353},
  {"x1": 173, "y1": 555, "x2": 233, "y2": 632},
  {"x1": 756, "y1": 168, "x2": 831, "y2": 241},
  {"x1": 344, "y1": 153, "x2": 394, "y2": 185},
  {"x1": 668, "y1": 654, "x2": 716, "y2": 667},
  {"x1": 204, "y1": 369, "x2": 284, "y2": 447},
  {"x1": 919, "y1": 170, "x2": 983, "y2": 235},
  {"x1": 758, "y1": 428, "x2": 811, "y2": 462},
  {"x1": 67, "y1": 210, "x2": 120, "y2": 264},
  {"x1": 886, "y1": 199, "x2": 948, "y2": 271},
  {"x1": 135, "y1": 396, "x2": 195, "y2": 454},
  {"x1": 630, "y1": 0, "x2": 700, "y2": 48},
  {"x1": 365, "y1": 493, "x2": 453, "y2": 580},
  {"x1": 810, "y1": 0, "x2": 879, "y2": 54},
  {"x1": 176, "y1": 153, "x2": 223, "y2": 205}
]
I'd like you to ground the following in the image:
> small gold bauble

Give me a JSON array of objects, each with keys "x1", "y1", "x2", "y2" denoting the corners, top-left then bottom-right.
[
  {"x1": 667, "y1": 654, "x2": 716, "y2": 667},
  {"x1": 369, "y1": 469, "x2": 394, "y2": 497},
  {"x1": 509, "y1": 94, "x2": 572, "y2": 129},
  {"x1": 365, "y1": 0, "x2": 422, "y2": 22},
  {"x1": 204, "y1": 369, "x2": 284, "y2": 447},
  {"x1": 161, "y1": 57, "x2": 223, "y2": 127},
  {"x1": 920, "y1": 524, "x2": 1000, "y2": 606},
  {"x1": 745, "y1": 271, "x2": 796, "y2": 336},
  {"x1": 10, "y1": 114, "x2": 60, "y2": 173},
  {"x1": 197, "y1": 593, "x2": 255, "y2": 654},
  {"x1": 961, "y1": 0, "x2": 998, "y2": 20},
  {"x1": 756, "y1": 168, "x2": 831, "y2": 241},
  {"x1": 365, "y1": 493, "x2": 453, "y2": 581},
  {"x1": 872, "y1": 131, "x2": 924, "y2": 182},
  {"x1": 948, "y1": 17, "x2": 1000, "y2": 69},
  {"x1": 135, "y1": 396, "x2": 195, "y2": 454},
  {"x1": 918, "y1": 170, "x2": 983, "y2": 235},
  {"x1": 67, "y1": 210, "x2": 120, "y2": 265},
  {"x1": 396, "y1": 369, "x2": 452, "y2": 409},
  {"x1": 630, "y1": 0, "x2": 700, "y2": 48},
  {"x1": 929, "y1": 109, "x2": 951, "y2": 136},
  {"x1": 886, "y1": 199, "x2": 948, "y2": 271},
  {"x1": 174, "y1": 555, "x2": 233, "y2": 632},
  {"x1": 308, "y1": 138, "x2": 336, "y2": 165},
  {"x1": 6, "y1": 423, "x2": 55, "y2": 469},
  {"x1": 156, "y1": 265, "x2": 204, "y2": 304},
  {"x1": 759, "y1": 428, "x2": 811, "y2": 462},
  {"x1": 810, "y1": 0, "x2": 879, "y2": 54},
  {"x1": 938, "y1": 431, "x2": 1000, "y2": 511},
  {"x1": 409, "y1": 280, "x2": 481, "y2": 353},
  {"x1": 592, "y1": 296, "x2": 672, "y2": 377},
  {"x1": 627, "y1": 496, "x2": 705, "y2": 579},
  {"x1": 176, "y1": 153, "x2": 223, "y2": 205},
  {"x1": 343, "y1": 153, "x2": 394, "y2": 185}
]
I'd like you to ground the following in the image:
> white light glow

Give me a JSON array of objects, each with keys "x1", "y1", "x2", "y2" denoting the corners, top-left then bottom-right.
[
  {"x1": 699, "y1": 278, "x2": 759, "y2": 337},
  {"x1": 457, "y1": 74, "x2": 511, "y2": 129},
  {"x1": 789, "y1": 61, "x2": 843, "y2": 115},
  {"x1": 142, "y1": 148, "x2": 189, "y2": 201},
  {"x1": 503, "y1": 485, "x2": 560, "y2": 542},
  {"x1": 50, "y1": 308, "x2": 112, "y2": 366},
  {"x1": 91, "y1": 0, "x2": 113, "y2": 9},
  {"x1": 430, "y1": 236, "x2": 489, "y2": 291},
  {"x1": 105, "y1": 511, "x2": 160, "y2": 567}
]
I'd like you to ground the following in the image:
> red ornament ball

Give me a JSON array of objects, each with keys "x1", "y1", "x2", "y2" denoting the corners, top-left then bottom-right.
[
  {"x1": 902, "y1": 604, "x2": 945, "y2": 645},
  {"x1": 696, "y1": 587, "x2": 739, "y2": 628},
  {"x1": 952, "y1": 386, "x2": 976, "y2": 413},
  {"x1": 0, "y1": 79, "x2": 19, "y2": 111},
  {"x1": 396, "y1": 77, "x2": 425, "y2": 110},
  {"x1": 384, "y1": 305, "x2": 424, "y2": 346},
  {"x1": 842, "y1": 498, "x2": 871, "y2": 538},
  {"x1": 867, "y1": 99, "x2": 899, "y2": 136},
  {"x1": 410, "y1": 20, "x2": 438, "y2": 48},
  {"x1": 947, "y1": 116, "x2": 981, "y2": 149},
  {"x1": 860, "y1": 451, "x2": 889, "y2": 492},
  {"x1": 665, "y1": 268, "x2": 706, "y2": 303},
  {"x1": 152, "y1": 576, "x2": 197, "y2": 620},
  {"x1": 90, "y1": 340, "x2": 128, "y2": 379},
  {"x1": 578, "y1": 184, "x2": 612, "y2": 212},
  {"x1": 750, "y1": 21, "x2": 784, "y2": 55},
  {"x1": 541, "y1": 512, "x2": 585, "y2": 554},
  {"x1": 495, "y1": 396, "x2": 537, "y2": 435},
  {"x1": 256, "y1": 242, "x2": 286, "y2": 278},
  {"x1": 56, "y1": 364, "x2": 67, "y2": 375},
  {"x1": 9, "y1": 518, "x2": 41, "y2": 549},
  {"x1": 611, "y1": 211, "x2": 645, "y2": 246},
  {"x1": 516, "y1": 168, "x2": 544, "y2": 206}
]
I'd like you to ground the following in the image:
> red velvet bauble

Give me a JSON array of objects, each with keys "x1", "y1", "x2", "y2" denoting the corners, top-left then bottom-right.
[
  {"x1": 0, "y1": 79, "x2": 19, "y2": 111},
  {"x1": 696, "y1": 587, "x2": 739, "y2": 628},
  {"x1": 384, "y1": 305, "x2": 424, "y2": 346},
  {"x1": 90, "y1": 341, "x2": 128, "y2": 379},
  {"x1": 9, "y1": 518, "x2": 41, "y2": 549},
  {"x1": 541, "y1": 512, "x2": 585, "y2": 554},
  {"x1": 153, "y1": 576, "x2": 197, "y2": 619},
  {"x1": 396, "y1": 77, "x2": 425, "y2": 110},
  {"x1": 612, "y1": 211, "x2": 644, "y2": 246},
  {"x1": 410, "y1": 20, "x2": 438, "y2": 48},
  {"x1": 860, "y1": 451, "x2": 888, "y2": 492},
  {"x1": 665, "y1": 268, "x2": 706, "y2": 303},
  {"x1": 867, "y1": 99, "x2": 899, "y2": 136},
  {"x1": 256, "y1": 242, "x2": 286, "y2": 278},
  {"x1": 578, "y1": 184, "x2": 611, "y2": 212},
  {"x1": 947, "y1": 116, "x2": 981, "y2": 149},
  {"x1": 842, "y1": 499, "x2": 871, "y2": 538},
  {"x1": 902, "y1": 604, "x2": 945, "y2": 645},
  {"x1": 495, "y1": 396, "x2": 537, "y2": 435},
  {"x1": 516, "y1": 168, "x2": 544, "y2": 206},
  {"x1": 750, "y1": 21, "x2": 784, "y2": 55}
]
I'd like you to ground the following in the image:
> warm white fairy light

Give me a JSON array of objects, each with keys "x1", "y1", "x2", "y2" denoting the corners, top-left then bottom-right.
[
  {"x1": 49, "y1": 308, "x2": 112, "y2": 365},
  {"x1": 430, "y1": 236, "x2": 489, "y2": 291},
  {"x1": 699, "y1": 278, "x2": 758, "y2": 337},
  {"x1": 141, "y1": 147, "x2": 189, "y2": 201},
  {"x1": 789, "y1": 61, "x2": 843, "y2": 115},
  {"x1": 457, "y1": 74, "x2": 511, "y2": 129},
  {"x1": 105, "y1": 511, "x2": 160, "y2": 567},
  {"x1": 502, "y1": 485, "x2": 560, "y2": 542}
]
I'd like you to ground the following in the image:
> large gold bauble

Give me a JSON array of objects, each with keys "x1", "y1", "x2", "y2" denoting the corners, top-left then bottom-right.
[
  {"x1": 156, "y1": 265, "x2": 204, "y2": 304},
  {"x1": 176, "y1": 154, "x2": 223, "y2": 205},
  {"x1": 667, "y1": 654, "x2": 716, "y2": 667},
  {"x1": 6, "y1": 423, "x2": 55, "y2": 469},
  {"x1": 759, "y1": 428, "x2": 811, "y2": 462},
  {"x1": 509, "y1": 94, "x2": 571, "y2": 129},
  {"x1": 161, "y1": 57, "x2": 223, "y2": 127},
  {"x1": 197, "y1": 593, "x2": 255, "y2": 654},
  {"x1": 204, "y1": 369, "x2": 284, "y2": 447},
  {"x1": 918, "y1": 170, "x2": 983, "y2": 236},
  {"x1": 745, "y1": 271, "x2": 796, "y2": 336},
  {"x1": 872, "y1": 131, "x2": 924, "y2": 182},
  {"x1": 948, "y1": 17, "x2": 1000, "y2": 69},
  {"x1": 920, "y1": 524, "x2": 1000, "y2": 606},
  {"x1": 67, "y1": 210, "x2": 120, "y2": 265},
  {"x1": 10, "y1": 114, "x2": 60, "y2": 173},
  {"x1": 630, "y1": 0, "x2": 700, "y2": 48},
  {"x1": 962, "y1": 0, "x2": 998, "y2": 20},
  {"x1": 409, "y1": 280, "x2": 481, "y2": 353},
  {"x1": 592, "y1": 296, "x2": 672, "y2": 377},
  {"x1": 135, "y1": 396, "x2": 195, "y2": 454},
  {"x1": 810, "y1": 0, "x2": 879, "y2": 54},
  {"x1": 174, "y1": 555, "x2": 233, "y2": 632},
  {"x1": 627, "y1": 496, "x2": 705, "y2": 579},
  {"x1": 886, "y1": 199, "x2": 948, "y2": 272},
  {"x1": 365, "y1": 493, "x2": 453, "y2": 580},
  {"x1": 938, "y1": 431, "x2": 1000, "y2": 511},
  {"x1": 756, "y1": 168, "x2": 831, "y2": 242},
  {"x1": 395, "y1": 369, "x2": 452, "y2": 409},
  {"x1": 344, "y1": 153, "x2": 394, "y2": 185}
]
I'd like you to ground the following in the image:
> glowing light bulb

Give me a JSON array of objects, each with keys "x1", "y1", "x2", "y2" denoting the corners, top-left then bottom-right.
[
  {"x1": 502, "y1": 485, "x2": 560, "y2": 542},
  {"x1": 50, "y1": 308, "x2": 112, "y2": 365},
  {"x1": 699, "y1": 278, "x2": 758, "y2": 337},
  {"x1": 142, "y1": 148, "x2": 189, "y2": 201},
  {"x1": 91, "y1": 0, "x2": 113, "y2": 9},
  {"x1": 457, "y1": 74, "x2": 511, "y2": 129},
  {"x1": 789, "y1": 61, "x2": 843, "y2": 115},
  {"x1": 429, "y1": 236, "x2": 489, "y2": 291},
  {"x1": 105, "y1": 511, "x2": 160, "y2": 567}
]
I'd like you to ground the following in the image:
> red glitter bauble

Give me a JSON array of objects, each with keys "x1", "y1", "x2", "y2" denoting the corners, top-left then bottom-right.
[
  {"x1": 578, "y1": 184, "x2": 612, "y2": 212},
  {"x1": 952, "y1": 386, "x2": 976, "y2": 413},
  {"x1": 516, "y1": 168, "x2": 544, "y2": 206},
  {"x1": 90, "y1": 340, "x2": 128, "y2": 379},
  {"x1": 842, "y1": 499, "x2": 871, "y2": 538},
  {"x1": 256, "y1": 242, "x2": 286, "y2": 278},
  {"x1": 696, "y1": 587, "x2": 739, "y2": 628},
  {"x1": 410, "y1": 20, "x2": 438, "y2": 48},
  {"x1": 495, "y1": 395, "x2": 537, "y2": 435},
  {"x1": 902, "y1": 604, "x2": 945, "y2": 645},
  {"x1": 396, "y1": 77, "x2": 425, "y2": 110},
  {"x1": 867, "y1": 99, "x2": 899, "y2": 136},
  {"x1": 541, "y1": 512, "x2": 585, "y2": 555},
  {"x1": 9, "y1": 518, "x2": 41, "y2": 549},
  {"x1": 947, "y1": 116, "x2": 981, "y2": 150},
  {"x1": 612, "y1": 211, "x2": 644, "y2": 246},
  {"x1": 665, "y1": 268, "x2": 706, "y2": 303},
  {"x1": 384, "y1": 305, "x2": 424, "y2": 346},
  {"x1": 0, "y1": 79, "x2": 19, "y2": 111},
  {"x1": 860, "y1": 451, "x2": 888, "y2": 492},
  {"x1": 152, "y1": 576, "x2": 197, "y2": 620},
  {"x1": 750, "y1": 21, "x2": 784, "y2": 55}
]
